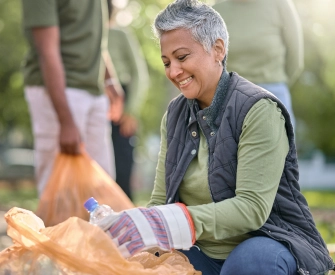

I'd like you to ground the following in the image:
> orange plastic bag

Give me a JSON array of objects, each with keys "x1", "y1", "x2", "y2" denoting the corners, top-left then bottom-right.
[
  {"x1": 35, "y1": 151, "x2": 134, "y2": 226},
  {"x1": 0, "y1": 207, "x2": 201, "y2": 275}
]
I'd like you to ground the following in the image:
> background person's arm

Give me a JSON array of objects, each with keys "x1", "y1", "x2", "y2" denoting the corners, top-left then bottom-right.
[
  {"x1": 103, "y1": 50, "x2": 125, "y2": 123},
  {"x1": 118, "y1": 28, "x2": 149, "y2": 137},
  {"x1": 279, "y1": 0, "x2": 304, "y2": 87},
  {"x1": 32, "y1": 26, "x2": 81, "y2": 155}
]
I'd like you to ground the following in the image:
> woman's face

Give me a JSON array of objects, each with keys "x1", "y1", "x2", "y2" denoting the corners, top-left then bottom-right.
[{"x1": 160, "y1": 28, "x2": 224, "y2": 109}]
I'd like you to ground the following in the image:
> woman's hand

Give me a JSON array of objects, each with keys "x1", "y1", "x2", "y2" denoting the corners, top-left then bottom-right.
[{"x1": 99, "y1": 203, "x2": 196, "y2": 258}]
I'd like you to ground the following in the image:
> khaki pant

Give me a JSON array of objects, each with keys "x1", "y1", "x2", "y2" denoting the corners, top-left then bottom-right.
[{"x1": 25, "y1": 86, "x2": 115, "y2": 195}]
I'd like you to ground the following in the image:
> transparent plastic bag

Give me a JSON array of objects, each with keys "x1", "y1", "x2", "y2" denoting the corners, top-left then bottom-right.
[
  {"x1": 35, "y1": 150, "x2": 134, "y2": 226},
  {"x1": 0, "y1": 207, "x2": 201, "y2": 275}
]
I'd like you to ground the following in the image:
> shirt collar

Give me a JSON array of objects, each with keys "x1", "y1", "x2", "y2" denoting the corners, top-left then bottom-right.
[{"x1": 188, "y1": 70, "x2": 230, "y2": 132}]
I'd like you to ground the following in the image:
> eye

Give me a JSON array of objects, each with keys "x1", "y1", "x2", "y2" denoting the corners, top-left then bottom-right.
[
  {"x1": 163, "y1": 62, "x2": 170, "y2": 68},
  {"x1": 177, "y1": 54, "x2": 188, "y2": 61}
]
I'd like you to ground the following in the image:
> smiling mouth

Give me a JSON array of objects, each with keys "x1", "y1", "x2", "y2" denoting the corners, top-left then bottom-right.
[{"x1": 179, "y1": 76, "x2": 193, "y2": 86}]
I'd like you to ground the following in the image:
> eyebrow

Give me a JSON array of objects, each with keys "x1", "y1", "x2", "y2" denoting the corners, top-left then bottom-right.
[{"x1": 161, "y1": 47, "x2": 189, "y2": 59}]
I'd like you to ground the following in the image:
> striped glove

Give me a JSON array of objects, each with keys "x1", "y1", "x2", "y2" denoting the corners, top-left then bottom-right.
[{"x1": 97, "y1": 203, "x2": 195, "y2": 258}]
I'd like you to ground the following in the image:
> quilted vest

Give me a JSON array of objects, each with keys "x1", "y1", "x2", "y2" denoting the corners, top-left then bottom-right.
[{"x1": 165, "y1": 72, "x2": 334, "y2": 275}]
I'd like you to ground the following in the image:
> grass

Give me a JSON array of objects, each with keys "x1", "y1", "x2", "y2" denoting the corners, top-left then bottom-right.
[
  {"x1": 0, "y1": 184, "x2": 334, "y2": 247},
  {"x1": 303, "y1": 190, "x2": 335, "y2": 208},
  {"x1": 0, "y1": 185, "x2": 333, "y2": 211},
  {"x1": 0, "y1": 186, "x2": 151, "y2": 212},
  {"x1": 0, "y1": 186, "x2": 38, "y2": 212}
]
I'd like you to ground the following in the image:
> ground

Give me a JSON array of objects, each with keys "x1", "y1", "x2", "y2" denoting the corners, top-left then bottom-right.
[{"x1": 0, "y1": 180, "x2": 334, "y2": 273}]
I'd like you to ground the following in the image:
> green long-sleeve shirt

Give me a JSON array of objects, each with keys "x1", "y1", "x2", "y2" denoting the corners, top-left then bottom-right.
[
  {"x1": 147, "y1": 98, "x2": 289, "y2": 259},
  {"x1": 108, "y1": 27, "x2": 149, "y2": 116},
  {"x1": 212, "y1": 0, "x2": 304, "y2": 87}
]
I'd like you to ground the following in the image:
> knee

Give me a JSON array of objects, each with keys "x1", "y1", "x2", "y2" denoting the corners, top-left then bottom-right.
[{"x1": 220, "y1": 237, "x2": 297, "y2": 275}]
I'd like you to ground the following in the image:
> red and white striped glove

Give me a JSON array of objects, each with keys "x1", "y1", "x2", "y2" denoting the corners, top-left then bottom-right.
[{"x1": 97, "y1": 203, "x2": 196, "y2": 258}]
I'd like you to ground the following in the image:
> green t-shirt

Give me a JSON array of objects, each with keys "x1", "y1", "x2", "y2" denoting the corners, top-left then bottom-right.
[
  {"x1": 21, "y1": 0, "x2": 109, "y2": 95},
  {"x1": 147, "y1": 98, "x2": 289, "y2": 259},
  {"x1": 212, "y1": 0, "x2": 303, "y2": 87}
]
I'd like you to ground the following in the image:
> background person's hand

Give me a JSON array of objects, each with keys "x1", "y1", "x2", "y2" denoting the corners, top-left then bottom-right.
[
  {"x1": 59, "y1": 121, "x2": 81, "y2": 155},
  {"x1": 118, "y1": 114, "x2": 138, "y2": 137},
  {"x1": 106, "y1": 82, "x2": 124, "y2": 123},
  {"x1": 107, "y1": 94, "x2": 124, "y2": 123}
]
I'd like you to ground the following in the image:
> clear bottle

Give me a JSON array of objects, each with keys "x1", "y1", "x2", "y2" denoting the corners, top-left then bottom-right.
[{"x1": 84, "y1": 197, "x2": 114, "y2": 225}]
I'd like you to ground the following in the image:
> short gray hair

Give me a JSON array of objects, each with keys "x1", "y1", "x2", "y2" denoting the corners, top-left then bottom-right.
[{"x1": 153, "y1": 0, "x2": 229, "y2": 67}]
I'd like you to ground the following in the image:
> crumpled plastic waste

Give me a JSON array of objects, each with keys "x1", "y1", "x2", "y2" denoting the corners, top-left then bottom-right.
[{"x1": 0, "y1": 207, "x2": 201, "y2": 275}]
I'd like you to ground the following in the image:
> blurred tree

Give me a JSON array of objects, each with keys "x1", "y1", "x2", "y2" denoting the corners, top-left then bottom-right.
[
  {"x1": 119, "y1": 0, "x2": 335, "y2": 160},
  {"x1": 1, "y1": 0, "x2": 335, "y2": 160},
  {"x1": 123, "y1": 0, "x2": 177, "y2": 139},
  {"x1": 292, "y1": 0, "x2": 335, "y2": 160},
  {"x1": 0, "y1": 0, "x2": 31, "y2": 147}
]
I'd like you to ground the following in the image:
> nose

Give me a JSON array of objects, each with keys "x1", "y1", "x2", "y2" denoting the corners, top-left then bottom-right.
[{"x1": 167, "y1": 62, "x2": 183, "y2": 80}]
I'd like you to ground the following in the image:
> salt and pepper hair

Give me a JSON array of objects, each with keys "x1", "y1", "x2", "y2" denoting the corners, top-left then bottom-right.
[{"x1": 153, "y1": 0, "x2": 229, "y2": 67}]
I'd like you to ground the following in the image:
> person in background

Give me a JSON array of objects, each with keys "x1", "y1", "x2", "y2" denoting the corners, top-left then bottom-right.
[
  {"x1": 21, "y1": 0, "x2": 124, "y2": 196},
  {"x1": 93, "y1": 0, "x2": 334, "y2": 274},
  {"x1": 212, "y1": 0, "x2": 304, "y2": 128},
  {"x1": 106, "y1": 0, "x2": 149, "y2": 201}
]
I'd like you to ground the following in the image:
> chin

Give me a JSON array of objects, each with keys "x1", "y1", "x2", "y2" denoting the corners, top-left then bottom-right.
[{"x1": 181, "y1": 92, "x2": 196, "y2": 100}]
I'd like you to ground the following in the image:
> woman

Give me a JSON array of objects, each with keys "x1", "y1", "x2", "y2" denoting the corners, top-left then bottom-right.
[{"x1": 99, "y1": 0, "x2": 334, "y2": 274}]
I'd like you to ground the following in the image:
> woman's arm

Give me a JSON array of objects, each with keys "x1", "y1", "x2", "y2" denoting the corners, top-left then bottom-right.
[{"x1": 146, "y1": 112, "x2": 168, "y2": 207}]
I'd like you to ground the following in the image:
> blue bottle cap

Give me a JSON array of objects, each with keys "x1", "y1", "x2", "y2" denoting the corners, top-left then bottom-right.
[{"x1": 84, "y1": 197, "x2": 98, "y2": 212}]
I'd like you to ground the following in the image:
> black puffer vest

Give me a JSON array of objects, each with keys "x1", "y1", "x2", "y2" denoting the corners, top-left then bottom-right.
[{"x1": 165, "y1": 72, "x2": 334, "y2": 275}]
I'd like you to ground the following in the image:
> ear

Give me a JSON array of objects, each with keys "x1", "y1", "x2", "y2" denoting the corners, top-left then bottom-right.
[{"x1": 213, "y1": 38, "x2": 226, "y2": 61}]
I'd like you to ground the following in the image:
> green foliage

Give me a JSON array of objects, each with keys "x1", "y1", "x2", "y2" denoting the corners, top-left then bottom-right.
[
  {"x1": 0, "y1": 186, "x2": 38, "y2": 211},
  {"x1": 302, "y1": 191, "x2": 335, "y2": 244},
  {"x1": 292, "y1": 0, "x2": 335, "y2": 159},
  {"x1": 125, "y1": 0, "x2": 171, "y2": 139},
  {"x1": 0, "y1": 0, "x2": 31, "y2": 145},
  {"x1": 302, "y1": 190, "x2": 335, "y2": 209},
  {"x1": 1, "y1": 0, "x2": 335, "y2": 159},
  {"x1": 129, "y1": 0, "x2": 335, "y2": 157}
]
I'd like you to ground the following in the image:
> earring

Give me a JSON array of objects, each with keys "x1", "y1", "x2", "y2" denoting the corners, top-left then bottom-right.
[{"x1": 218, "y1": 60, "x2": 222, "y2": 67}]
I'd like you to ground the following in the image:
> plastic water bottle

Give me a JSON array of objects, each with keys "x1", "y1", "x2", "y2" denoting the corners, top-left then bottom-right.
[{"x1": 84, "y1": 197, "x2": 114, "y2": 225}]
